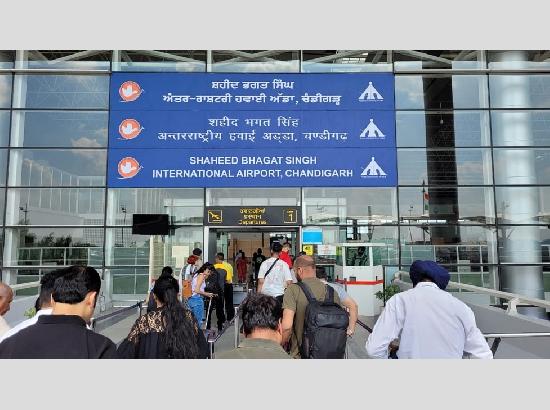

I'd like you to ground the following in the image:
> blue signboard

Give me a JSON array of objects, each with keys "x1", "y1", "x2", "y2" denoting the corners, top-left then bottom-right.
[
  {"x1": 110, "y1": 110, "x2": 396, "y2": 149},
  {"x1": 107, "y1": 148, "x2": 397, "y2": 188},
  {"x1": 111, "y1": 73, "x2": 395, "y2": 111},
  {"x1": 107, "y1": 73, "x2": 397, "y2": 188}
]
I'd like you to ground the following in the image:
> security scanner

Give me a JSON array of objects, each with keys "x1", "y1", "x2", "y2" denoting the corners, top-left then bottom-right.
[{"x1": 334, "y1": 243, "x2": 385, "y2": 316}]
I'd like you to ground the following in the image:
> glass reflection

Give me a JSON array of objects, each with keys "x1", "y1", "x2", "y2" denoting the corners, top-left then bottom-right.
[
  {"x1": 3, "y1": 227, "x2": 104, "y2": 267},
  {"x1": 13, "y1": 75, "x2": 109, "y2": 109},
  {"x1": 0, "y1": 110, "x2": 9, "y2": 146},
  {"x1": 396, "y1": 111, "x2": 490, "y2": 147},
  {"x1": 0, "y1": 75, "x2": 12, "y2": 108},
  {"x1": 10, "y1": 111, "x2": 108, "y2": 147},
  {"x1": 398, "y1": 148, "x2": 493, "y2": 185},
  {"x1": 5, "y1": 188, "x2": 105, "y2": 226},
  {"x1": 9, "y1": 149, "x2": 106, "y2": 187}
]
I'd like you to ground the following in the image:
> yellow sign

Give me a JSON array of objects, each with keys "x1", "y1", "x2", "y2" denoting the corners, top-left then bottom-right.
[
  {"x1": 283, "y1": 208, "x2": 298, "y2": 224},
  {"x1": 302, "y1": 245, "x2": 314, "y2": 256},
  {"x1": 208, "y1": 209, "x2": 223, "y2": 224}
]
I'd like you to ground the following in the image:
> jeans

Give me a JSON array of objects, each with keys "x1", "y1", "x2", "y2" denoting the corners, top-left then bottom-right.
[{"x1": 188, "y1": 295, "x2": 204, "y2": 325}]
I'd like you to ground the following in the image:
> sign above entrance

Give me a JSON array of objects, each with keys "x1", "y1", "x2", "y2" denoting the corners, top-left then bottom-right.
[
  {"x1": 108, "y1": 73, "x2": 397, "y2": 188},
  {"x1": 111, "y1": 73, "x2": 395, "y2": 111},
  {"x1": 204, "y1": 206, "x2": 301, "y2": 226}
]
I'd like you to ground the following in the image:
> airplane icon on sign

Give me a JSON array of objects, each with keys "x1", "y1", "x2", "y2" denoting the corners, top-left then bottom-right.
[{"x1": 208, "y1": 210, "x2": 223, "y2": 223}]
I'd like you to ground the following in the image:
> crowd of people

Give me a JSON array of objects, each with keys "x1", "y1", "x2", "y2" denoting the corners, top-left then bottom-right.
[{"x1": 0, "y1": 243, "x2": 493, "y2": 359}]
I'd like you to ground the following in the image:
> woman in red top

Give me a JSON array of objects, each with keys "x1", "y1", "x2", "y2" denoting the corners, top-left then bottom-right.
[
  {"x1": 280, "y1": 242, "x2": 293, "y2": 269},
  {"x1": 236, "y1": 251, "x2": 248, "y2": 283}
]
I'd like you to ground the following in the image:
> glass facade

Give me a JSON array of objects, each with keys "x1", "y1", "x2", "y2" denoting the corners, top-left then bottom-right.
[{"x1": 0, "y1": 50, "x2": 549, "y2": 302}]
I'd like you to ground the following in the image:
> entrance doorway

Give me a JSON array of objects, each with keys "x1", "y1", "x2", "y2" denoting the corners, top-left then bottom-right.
[{"x1": 207, "y1": 227, "x2": 299, "y2": 284}]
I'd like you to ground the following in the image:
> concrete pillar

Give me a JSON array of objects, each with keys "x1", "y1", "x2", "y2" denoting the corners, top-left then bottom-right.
[{"x1": 491, "y1": 51, "x2": 546, "y2": 318}]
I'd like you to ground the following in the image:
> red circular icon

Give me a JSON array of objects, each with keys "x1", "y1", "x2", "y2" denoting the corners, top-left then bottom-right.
[
  {"x1": 118, "y1": 157, "x2": 141, "y2": 179},
  {"x1": 119, "y1": 81, "x2": 142, "y2": 102},
  {"x1": 118, "y1": 119, "x2": 142, "y2": 140}
]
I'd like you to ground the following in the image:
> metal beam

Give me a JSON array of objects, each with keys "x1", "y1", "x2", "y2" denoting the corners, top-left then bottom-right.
[
  {"x1": 371, "y1": 50, "x2": 384, "y2": 64},
  {"x1": 53, "y1": 50, "x2": 107, "y2": 62},
  {"x1": 308, "y1": 50, "x2": 371, "y2": 64},
  {"x1": 535, "y1": 51, "x2": 550, "y2": 62},
  {"x1": 135, "y1": 50, "x2": 203, "y2": 64},
  {"x1": 28, "y1": 50, "x2": 48, "y2": 61},
  {"x1": 397, "y1": 50, "x2": 454, "y2": 66},
  {"x1": 218, "y1": 50, "x2": 283, "y2": 63},
  {"x1": 454, "y1": 50, "x2": 472, "y2": 60}
]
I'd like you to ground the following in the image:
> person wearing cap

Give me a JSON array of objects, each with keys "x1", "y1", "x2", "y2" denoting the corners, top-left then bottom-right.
[{"x1": 365, "y1": 260, "x2": 492, "y2": 359}]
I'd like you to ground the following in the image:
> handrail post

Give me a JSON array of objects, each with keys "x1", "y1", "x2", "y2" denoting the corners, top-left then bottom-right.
[
  {"x1": 209, "y1": 340, "x2": 215, "y2": 359},
  {"x1": 234, "y1": 307, "x2": 239, "y2": 348},
  {"x1": 507, "y1": 297, "x2": 519, "y2": 314}
]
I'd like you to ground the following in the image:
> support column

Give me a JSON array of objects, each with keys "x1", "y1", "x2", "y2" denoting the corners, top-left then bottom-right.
[{"x1": 492, "y1": 51, "x2": 546, "y2": 318}]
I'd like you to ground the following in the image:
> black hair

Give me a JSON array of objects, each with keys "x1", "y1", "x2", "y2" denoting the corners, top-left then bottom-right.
[
  {"x1": 257, "y1": 248, "x2": 263, "y2": 254},
  {"x1": 271, "y1": 242, "x2": 283, "y2": 253},
  {"x1": 39, "y1": 269, "x2": 65, "y2": 308},
  {"x1": 160, "y1": 266, "x2": 173, "y2": 277},
  {"x1": 52, "y1": 266, "x2": 101, "y2": 305},
  {"x1": 241, "y1": 293, "x2": 282, "y2": 336},
  {"x1": 34, "y1": 297, "x2": 41, "y2": 312},
  {"x1": 196, "y1": 262, "x2": 214, "y2": 275},
  {"x1": 192, "y1": 248, "x2": 202, "y2": 256},
  {"x1": 216, "y1": 252, "x2": 225, "y2": 260},
  {"x1": 299, "y1": 251, "x2": 307, "y2": 256},
  {"x1": 315, "y1": 266, "x2": 327, "y2": 280},
  {"x1": 153, "y1": 275, "x2": 200, "y2": 358}
]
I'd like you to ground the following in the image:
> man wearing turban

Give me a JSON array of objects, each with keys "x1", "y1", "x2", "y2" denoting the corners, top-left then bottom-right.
[{"x1": 366, "y1": 260, "x2": 492, "y2": 359}]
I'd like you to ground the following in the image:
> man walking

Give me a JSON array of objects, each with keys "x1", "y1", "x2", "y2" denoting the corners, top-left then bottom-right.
[
  {"x1": 0, "y1": 282, "x2": 13, "y2": 338},
  {"x1": 365, "y1": 260, "x2": 492, "y2": 359},
  {"x1": 257, "y1": 242, "x2": 293, "y2": 305},
  {"x1": 215, "y1": 252, "x2": 235, "y2": 323},
  {"x1": 0, "y1": 266, "x2": 117, "y2": 359}
]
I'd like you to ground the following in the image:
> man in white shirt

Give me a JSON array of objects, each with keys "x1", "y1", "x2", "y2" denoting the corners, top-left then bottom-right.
[
  {"x1": 0, "y1": 282, "x2": 14, "y2": 338},
  {"x1": 257, "y1": 242, "x2": 293, "y2": 304},
  {"x1": 366, "y1": 260, "x2": 492, "y2": 359},
  {"x1": 0, "y1": 270, "x2": 63, "y2": 343}
]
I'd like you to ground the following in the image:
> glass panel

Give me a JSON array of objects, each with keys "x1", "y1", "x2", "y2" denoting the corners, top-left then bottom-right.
[
  {"x1": 491, "y1": 110, "x2": 550, "y2": 147},
  {"x1": 107, "y1": 188, "x2": 203, "y2": 225},
  {"x1": 3, "y1": 227, "x2": 104, "y2": 267},
  {"x1": 115, "y1": 50, "x2": 207, "y2": 72},
  {"x1": 0, "y1": 75, "x2": 12, "y2": 108},
  {"x1": 303, "y1": 187, "x2": 397, "y2": 225},
  {"x1": 0, "y1": 189, "x2": 4, "y2": 225},
  {"x1": 10, "y1": 111, "x2": 108, "y2": 147},
  {"x1": 395, "y1": 75, "x2": 488, "y2": 109},
  {"x1": 211, "y1": 50, "x2": 300, "y2": 73},
  {"x1": 400, "y1": 225, "x2": 497, "y2": 265},
  {"x1": 0, "y1": 51, "x2": 15, "y2": 69},
  {"x1": 399, "y1": 187, "x2": 495, "y2": 224},
  {"x1": 396, "y1": 111, "x2": 491, "y2": 147},
  {"x1": 206, "y1": 188, "x2": 300, "y2": 206},
  {"x1": 393, "y1": 50, "x2": 486, "y2": 70},
  {"x1": 488, "y1": 51, "x2": 550, "y2": 70},
  {"x1": 13, "y1": 75, "x2": 109, "y2": 109},
  {"x1": 5, "y1": 188, "x2": 105, "y2": 226},
  {"x1": 0, "y1": 110, "x2": 9, "y2": 146},
  {"x1": 110, "y1": 267, "x2": 149, "y2": 294},
  {"x1": 399, "y1": 264, "x2": 497, "y2": 290},
  {"x1": 496, "y1": 186, "x2": 550, "y2": 225},
  {"x1": 304, "y1": 225, "x2": 399, "y2": 266},
  {"x1": 493, "y1": 149, "x2": 550, "y2": 185},
  {"x1": 397, "y1": 148, "x2": 493, "y2": 185},
  {"x1": 497, "y1": 225, "x2": 550, "y2": 264},
  {"x1": 26, "y1": 50, "x2": 111, "y2": 70},
  {"x1": 490, "y1": 75, "x2": 550, "y2": 109},
  {"x1": 9, "y1": 149, "x2": 106, "y2": 187},
  {"x1": 0, "y1": 149, "x2": 6, "y2": 186},
  {"x1": 301, "y1": 50, "x2": 392, "y2": 73},
  {"x1": 105, "y1": 227, "x2": 203, "y2": 268}
]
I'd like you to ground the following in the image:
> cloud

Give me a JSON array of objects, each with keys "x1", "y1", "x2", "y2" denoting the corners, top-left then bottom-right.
[{"x1": 71, "y1": 136, "x2": 102, "y2": 148}]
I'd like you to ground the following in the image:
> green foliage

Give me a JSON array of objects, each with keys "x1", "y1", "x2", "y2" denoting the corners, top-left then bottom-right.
[
  {"x1": 375, "y1": 284, "x2": 401, "y2": 302},
  {"x1": 24, "y1": 307, "x2": 36, "y2": 319}
]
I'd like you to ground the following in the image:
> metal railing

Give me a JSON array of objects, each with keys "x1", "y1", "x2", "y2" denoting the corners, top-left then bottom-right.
[
  {"x1": 10, "y1": 281, "x2": 41, "y2": 292},
  {"x1": 392, "y1": 271, "x2": 550, "y2": 314},
  {"x1": 90, "y1": 301, "x2": 143, "y2": 332}
]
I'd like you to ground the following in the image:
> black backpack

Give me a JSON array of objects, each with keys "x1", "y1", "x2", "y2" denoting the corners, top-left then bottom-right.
[
  {"x1": 297, "y1": 282, "x2": 349, "y2": 359},
  {"x1": 204, "y1": 269, "x2": 222, "y2": 295}
]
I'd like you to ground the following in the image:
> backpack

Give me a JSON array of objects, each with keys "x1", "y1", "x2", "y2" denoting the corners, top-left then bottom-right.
[
  {"x1": 297, "y1": 282, "x2": 349, "y2": 359},
  {"x1": 204, "y1": 269, "x2": 222, "y2": 295}
]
